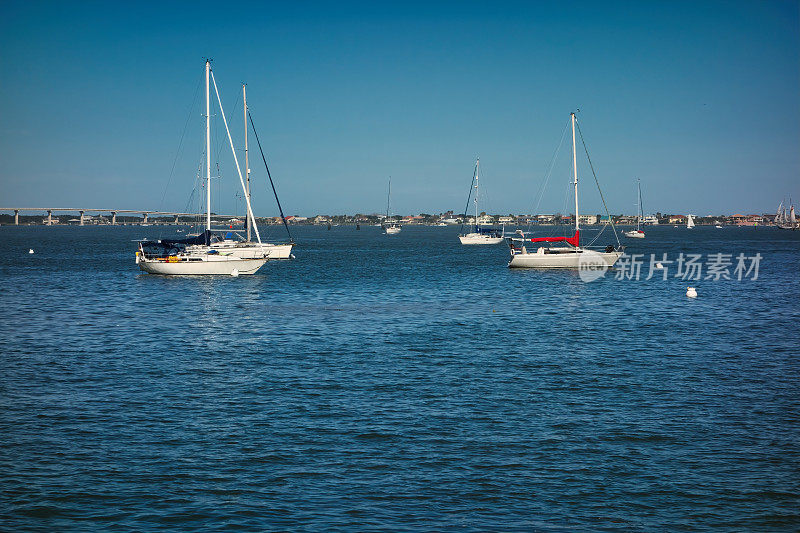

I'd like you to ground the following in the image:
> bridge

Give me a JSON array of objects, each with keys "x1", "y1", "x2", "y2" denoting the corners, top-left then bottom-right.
[{"x1": 0, "y1": 208, "x2": 240, "y2": 226}]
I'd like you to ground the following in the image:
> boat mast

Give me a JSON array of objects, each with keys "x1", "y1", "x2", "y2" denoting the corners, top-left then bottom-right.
[
  {"x1": 209, "y1": 70, "x2": 262, "y2": 244},
  {"x1": 474, "y1": 158, "x2": 480, "y2": 230},
  {"x1": 387, "y1": 177, "x2": 391, "y2": 221},
  {"x1": 571, "y1": 112, "x2": 579, "y2": 234},
  {"x1": 243, "y1": 84, "x2": 251, "y2": 242},
  {"x1": 205, "y1": 60, "x2": 212, "y2": 232},
  {"x1": 637, "y1": 178, "x2": 642, "y2": 231}
]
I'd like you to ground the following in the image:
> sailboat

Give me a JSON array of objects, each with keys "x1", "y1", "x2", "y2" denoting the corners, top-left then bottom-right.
[
  {"x1": 233, "y1": 83, "x2": 294, "y2": 259},
  {"x1": 458, "y1": 158, "x2": 504, "y2": 244},
  {"x1": 136, "y1": 60, "x2": 269, "y2": 275},
  {"x1": 686, "y1": 214, "x2": 696, "y2": 229},
  {"x1": 623, "y1": 179, "x2": 645, "y2": 238},
  {"x1": 382, "y1": 177, "x2": 401, "y2": 235},
  {"x1": 775, "y1": 200, "x2": 798, "y2": 230},
  {"x1": 506, "y1": 112, "x2": 623, "y2": 269}
]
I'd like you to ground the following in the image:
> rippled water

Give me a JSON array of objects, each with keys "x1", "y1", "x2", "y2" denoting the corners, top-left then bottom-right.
[{"x1": 1, "y1": 224, "x2": 798, "y2": 531}]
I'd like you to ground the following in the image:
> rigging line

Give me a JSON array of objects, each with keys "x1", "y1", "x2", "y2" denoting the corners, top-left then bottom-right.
[
  {"x1": 586, "y1": 219, "x2": 607, "y2": 247},
  {"x1": 524, "y1": 118, "x2": 570, "y2": 236},
  {"x1": 639, "y1": 180, "x2": 645, "y2": 221},
  {"x1": 575, "y1": 117, "x2": 621, "y2": 247},
  {"x1": 460, "y1": 162, "x2": 478, "y2": 234},
  {"x1": 156, "y1": 70, "x2": 203, "y2": 239},
  {"x1": 247, "y1": 110, "x2": 293, "y2": 242},
  {"x1": 530, "y1": 117, "x2": 570, "y2": 218}
]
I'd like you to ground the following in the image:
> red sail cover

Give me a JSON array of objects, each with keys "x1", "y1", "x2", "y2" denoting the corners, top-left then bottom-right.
[{"x1": 527, "y1": 230, "x2": 580, "y2": 247}]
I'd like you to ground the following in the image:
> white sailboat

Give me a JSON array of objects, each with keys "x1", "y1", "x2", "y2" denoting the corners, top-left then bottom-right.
[
  {"x1": 229, "y1": 83, "x2": 293, "y2": 259},
  {"x1": 458, "y1": 158, "x2": 504, "y2": 244},
  {"x1": 382, "y1": 177, "x2": 401, "y2": 235},
  {"x1": 507, "y1": 112, "x2": 623, "y2": 269},
  {"x1": 775, "y1": 200, "x2": 798, "y2": 230},
  {"x1": 137, "y1": 60, "x2": 268, "y2": 275},
  {"x1": 686, "y1": 214, "x2": 695, "y2": 229},
  {"x1": 623, "y1": 179, "x2": 646, "y2": 238}
]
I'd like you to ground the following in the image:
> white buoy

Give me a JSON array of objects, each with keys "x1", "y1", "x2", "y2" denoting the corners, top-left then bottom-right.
[
  {"x1": 230, "y1": 268, "x2": 239, "y2": 277},
  {"x1": 655, "y1": 262, "x2": 663, "y2": 269},
  {"x1": 686, "y1": 287, "x2": 697, "y2": 298},
  {"x1": 28, "y1": 249, "x2": 34, "y2": 254}
]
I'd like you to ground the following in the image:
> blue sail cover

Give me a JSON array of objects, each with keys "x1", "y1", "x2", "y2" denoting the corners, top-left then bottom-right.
[
  {"x1": 140, "y1": 230, "x2": 212, "y2": 253},
  {"x1": 474, "y1": 226, "x2": 503, "y2": 237}
]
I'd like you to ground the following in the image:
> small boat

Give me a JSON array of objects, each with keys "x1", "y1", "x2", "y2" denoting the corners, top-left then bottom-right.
[
  {"x1": 382, "y1": 177, "x2": 401, "y2": 235},
  {"x1": 507, "y1": 112, "x2": 623, "y2": 269},
  {"x1": 715, "y1": 224, "x2": 723, "y2": 229},
  {"x1": 623, "y1": 179, "x2": 646, "y2": 239},
  {"x1": 458, "y1": 158, "x2": 504, "y2": 244},
  {"x1": 686, "y1": 214, "x2": 695, "y2": 229}
]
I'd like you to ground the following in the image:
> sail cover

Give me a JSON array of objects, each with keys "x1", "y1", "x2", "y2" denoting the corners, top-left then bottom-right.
[
  {"x1": 525, "y1": 230, "x2": 580, "y2": 247},
  {"x1": 141, "y1": 230, "x2": 212, "y2": 250}
]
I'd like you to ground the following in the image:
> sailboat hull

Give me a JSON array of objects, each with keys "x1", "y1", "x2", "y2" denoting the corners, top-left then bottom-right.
[
  {"x1": 459, "y1": 234, "x2": 504, "y2": 244},
  {"x1": 508, "y1": 250, "x2": 623, "y2": 269},
  {"x1": 623, "y1": 230, "x2": 645, "y2": 238},
  {"x1": 201, "y1": 243, "x2": 293, "y2": 259},
  {"x1": 137, "y1": 256, "x2": 267, "y2": 275}
]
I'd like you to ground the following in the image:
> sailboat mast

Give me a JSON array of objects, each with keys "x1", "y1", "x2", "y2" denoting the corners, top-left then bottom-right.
[
  {"x1": 571, "y1": 112, "x2": 579, "y2": 233},
  {"x1": 243, "y1": 84, "x2": 251, "y2": 242},
  {"x1": 205, "y1": 60, "x2": 212, "y2": 232},
  {"x1": 475, "y1": 158, "x2": 480, "y2": 230},
  {"x1": 387, "y1": 177, "x2": 391, "y2": 220},
  {"x1": 637, "y1": 178, "x2": 642, "y2": 231}
]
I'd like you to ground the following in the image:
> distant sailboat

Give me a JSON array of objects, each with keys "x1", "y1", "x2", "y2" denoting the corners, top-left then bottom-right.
[
  {"x1": 382, "y1": 177, "x2": 401, "y2": 235},
  {"x1": 686, "y1": 214, "x2": 695, "y2": 229},
  {"x1": 458, "y1": 158, "x2": 504, "y2": 244},
  {"x1": 775, "y1": 200, "x2": 798, "y2": 230},
  {"x1": 623, "y1": 179, "x2": 646, "y2": 239}
]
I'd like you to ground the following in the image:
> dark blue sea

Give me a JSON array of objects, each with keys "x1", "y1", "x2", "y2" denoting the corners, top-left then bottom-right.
[{"x1": 1, "y1": 224, "x2": 798, "y2": 531}]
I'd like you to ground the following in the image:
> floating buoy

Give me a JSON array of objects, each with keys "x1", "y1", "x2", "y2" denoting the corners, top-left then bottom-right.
[
  {"x1": 230, "y1": 268, "x2": 239, "y2": 277},
  {"x1": 28, "y1": 249, "x2": 34, "y2": 254},
  {"x1": 686, "y1": 287, "x2": 697, "y2": 298},
  {"x1": 655, "y1": 262, "x2": 663, "y2": 269}
]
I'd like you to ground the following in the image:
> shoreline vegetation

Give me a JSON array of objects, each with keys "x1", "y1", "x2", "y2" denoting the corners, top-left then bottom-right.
[{"x1": 0, "y1": 212, "x2": 783, "y2": 227}]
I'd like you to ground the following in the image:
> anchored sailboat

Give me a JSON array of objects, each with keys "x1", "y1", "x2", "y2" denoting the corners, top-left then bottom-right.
[
  {"x1": 458, "y1": 158, "x2": 504, "y2": 244},
  {"x1": 382, "y1": 177, "x2": 401, "y2": 235},
  {"x1": 237, "y1": 83, "x2": 294, "y2": 259},
  {"x1": 623, "y1": 179, "x2": 645, "y2": 238},
  {"x1": 137, "y1": 60, "x2": 271, "y2": 275},
  {"x1": 506, "y1": 112, "x2": 623, "y2": 269},
  {"x1": 775, "y1": 200, "x2": 798, "y2": 230}
]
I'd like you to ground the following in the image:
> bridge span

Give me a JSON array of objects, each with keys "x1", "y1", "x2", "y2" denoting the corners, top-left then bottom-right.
[{"x1": 0, "y1": 208, "x2": 240, "y2": 226}]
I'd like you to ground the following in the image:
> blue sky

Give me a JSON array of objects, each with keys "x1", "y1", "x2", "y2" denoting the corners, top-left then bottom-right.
[{"x1": 1, "y1": 1, "x2": 798, "y2": 217}]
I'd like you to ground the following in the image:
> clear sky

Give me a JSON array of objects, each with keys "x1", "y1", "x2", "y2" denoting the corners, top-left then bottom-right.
[{"x1": 1, "y1": 1, "x2": 798, "y2": 217}]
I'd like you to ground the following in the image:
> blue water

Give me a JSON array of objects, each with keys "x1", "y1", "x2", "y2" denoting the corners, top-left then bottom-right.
[{"x1": 1, "y1": 225, "x2": 798, "y2": 531}]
